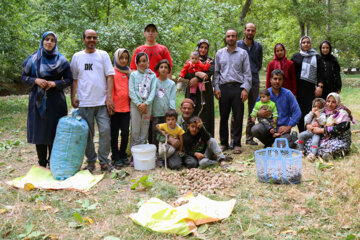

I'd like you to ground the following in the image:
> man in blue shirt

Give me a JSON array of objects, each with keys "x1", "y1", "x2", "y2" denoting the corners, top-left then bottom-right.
[
  {"x1": 235, "y1": 23, "x2": 263, "y2": 146},
  {"x1": 251, "y1": 69, "x2": 301, "y2": 148}
]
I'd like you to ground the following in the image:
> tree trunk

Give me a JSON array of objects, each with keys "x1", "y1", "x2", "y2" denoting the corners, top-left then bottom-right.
[
  {"x1": 292, "y1": 0, "x2": 305, "y2": 37},
  {"x1": 239, "y1": 0, "x2": 252, "y2": 25},
  {"x1": 326, "y1": 0, "x2": 331, "y2": 40}
]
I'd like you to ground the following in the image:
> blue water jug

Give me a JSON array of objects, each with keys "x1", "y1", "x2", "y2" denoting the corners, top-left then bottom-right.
[{"x1": 50, "y1": 110, "x2": 89, "y2": 180}]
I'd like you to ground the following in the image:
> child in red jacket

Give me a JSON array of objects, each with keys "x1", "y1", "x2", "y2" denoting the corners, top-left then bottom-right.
[{"x1": 178, "y1": 51, "x2": 210, "y2": 106}]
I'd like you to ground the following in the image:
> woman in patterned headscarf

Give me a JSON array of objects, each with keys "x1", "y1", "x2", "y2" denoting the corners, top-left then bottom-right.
[
  {"x1": 22, "y1": 31, "x2": 73, "y2": 167},
  {"x1": 184, "y1": 39, "x2": 215, "y2": 136},
  {"x1": 291, "y1": 36, "x2": 324, "y2": 132},
  {"x1": 304, "y1": 92, "x2": 355, "y2": 160}
]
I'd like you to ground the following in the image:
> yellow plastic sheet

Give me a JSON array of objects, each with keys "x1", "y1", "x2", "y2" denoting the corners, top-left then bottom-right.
[
  {"x1": 129, "y1": 193, "x2": 236, "y2": 236},
  {"x1": 6, "y1": 166, "x2": 104, "y2": 192}
]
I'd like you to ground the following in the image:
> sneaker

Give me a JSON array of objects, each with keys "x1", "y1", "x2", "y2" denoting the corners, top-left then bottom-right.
[
  {"x1": 83, "y1": 162, "x2": 96, "y2": 173},
  {"x1": 100, "y1": 163, "x2": 114, "y2": 172},
  {"x1": 245, "y1": 139, "x2": 258, "y2": 145}
]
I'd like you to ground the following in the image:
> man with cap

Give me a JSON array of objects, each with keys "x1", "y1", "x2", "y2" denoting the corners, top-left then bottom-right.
[
  {"x1": 130, "y1": 24, "x2": 173, "y2": 78},
  {"x1": 130, "y1": 24, "x2": 173, "y2": 145}
]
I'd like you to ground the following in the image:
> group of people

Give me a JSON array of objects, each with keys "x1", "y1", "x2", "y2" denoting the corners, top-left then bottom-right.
[{"x1": 22, "y1": 22, "x2": 354, "y2": 172}]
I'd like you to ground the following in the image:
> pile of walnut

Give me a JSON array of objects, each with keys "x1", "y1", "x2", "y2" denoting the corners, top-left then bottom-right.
[{"x1": 157, "y1": 168, "x2": 237, "y2": 195}]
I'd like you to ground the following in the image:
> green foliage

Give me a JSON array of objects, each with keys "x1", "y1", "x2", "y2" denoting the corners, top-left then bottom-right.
[
  {"x1": 1, "y1": 0, "x2": 360, "y2": 88},
  {"x1": 130, "y1": 175, "x2": 154, "y2": 190}
]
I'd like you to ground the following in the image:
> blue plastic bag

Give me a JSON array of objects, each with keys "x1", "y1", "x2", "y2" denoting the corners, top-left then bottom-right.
[{"x1": 50, "y1": 110, "x2": 89, "y2": 180}]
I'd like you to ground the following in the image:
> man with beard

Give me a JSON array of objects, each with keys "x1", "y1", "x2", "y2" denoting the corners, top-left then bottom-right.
[
  {"x1": 213, "y1": 29, "x2": 252, "y2": 154},
  {"x1": 231, "y1": 23, "x2": 263, "y2": 146},
  {"x1": 251, "y1": 69, "x2": 301, "y2": 148},
  {"x1": 70, "y1": 29, "x2": 115, "y2": 172}
]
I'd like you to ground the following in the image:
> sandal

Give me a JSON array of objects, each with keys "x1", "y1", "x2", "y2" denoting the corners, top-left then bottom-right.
[
  {"x1": 83, "y1": 162, "x2": 96, "y2": 173},
  {"x1": 233, "y1": 146, "x2": 242, "y2": 154},
  {"x1": 220, "y1": 145, "x2": 228, "y2": 152}
]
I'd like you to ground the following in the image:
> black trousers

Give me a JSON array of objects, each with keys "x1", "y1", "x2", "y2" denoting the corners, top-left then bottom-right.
[
  {"x1": 110, "y1": 112, "x2": 130, "y2": 160},
  {"x1": 36, "y1": 144, "x2": 53, "y2": 167},
  {"x1": 219, "y1": 83, "x2": 244, "y2": 147}
]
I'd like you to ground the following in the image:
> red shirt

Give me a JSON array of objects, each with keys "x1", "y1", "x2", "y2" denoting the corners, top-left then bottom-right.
[
  {"x1": 112, "y1": 68, "x2": 130, "y2": 112},
  {"x1": 130, "y1": 44, "x2": 173, "y2": 76},
  {"x1": 179, "y1": 61, "x2": 211, "y2": 78}
]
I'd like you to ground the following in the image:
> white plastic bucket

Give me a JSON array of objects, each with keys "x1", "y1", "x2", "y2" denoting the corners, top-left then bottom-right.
[{"x1": 131, "y1": 144, "x2": 156, "y2": 171}]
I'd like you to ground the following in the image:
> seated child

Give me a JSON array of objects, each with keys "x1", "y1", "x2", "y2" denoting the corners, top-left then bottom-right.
[
  {"x1": 251, "y1": 89, "x2": 278, "y2": 137},
  {"x1": 298, "y1": 98, "x2": 326, "y2": 161},
  {"x1": 156, "y1": 109, "x2": 185, "y2": 161},
  {"x1": 178, "y1": 51, "x2": 210, "y2": 106},
  {"x1": 183, "y1": 116, "x2": 228, "y2": 169}
]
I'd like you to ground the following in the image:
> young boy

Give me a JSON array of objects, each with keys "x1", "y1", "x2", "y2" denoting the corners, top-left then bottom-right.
[
  {"x1": 178, "y1": 51, "x2": 211, "y2": 106},
  {"x1": 156, "y1": 109, "x2": 185, "y2": 161},
  {"x1": 298, "y1": 98, "x2": 326, "y2": 161},
  {"x1": 183, "y1": 116, "x2": 228, "y2": 169},
  {"x1": 251, "y1": 89, "x2": 278, "y2": 137}
]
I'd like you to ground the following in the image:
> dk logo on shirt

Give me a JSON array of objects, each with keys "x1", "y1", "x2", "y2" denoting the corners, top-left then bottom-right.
[{"x1": 85, "y1": 64, "x2": 93, "y2": 70}]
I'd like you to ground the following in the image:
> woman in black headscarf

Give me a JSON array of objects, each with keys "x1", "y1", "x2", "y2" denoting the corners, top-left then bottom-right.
[
  {"x1": 184, "y1": 39, "x2": 215, "y2": 136},
  {"x1": 319, "y1": 40, "x2": 342, "y2": 99},
  {"x1": 291, "y1": 36, "x2": 324, "y2": 132}
]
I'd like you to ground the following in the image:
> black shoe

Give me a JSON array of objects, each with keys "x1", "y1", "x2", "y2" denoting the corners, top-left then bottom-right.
[
  {"x1": 83, "y1": 162, "x2": 96, "y2": 173},
  {"x1": 157, "y1": 158, "x2": 164, "y2": 168},
  {"x1": 246, "y1": 139, "x2": 258, "y2": 145},
  {"x1": 113, "y1": 160, "x2": 124, "y2": 170},
  {"x1": 121, "y1": 158, "x2": 130, "y2": 166},
  {"x1": 290, "y1": 132, "x2": 298, "y2": 148}
]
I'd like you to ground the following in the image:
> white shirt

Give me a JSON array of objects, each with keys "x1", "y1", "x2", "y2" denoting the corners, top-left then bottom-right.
[{"x1": 71, "y1": 49, "x2": 115, "y2": 107}]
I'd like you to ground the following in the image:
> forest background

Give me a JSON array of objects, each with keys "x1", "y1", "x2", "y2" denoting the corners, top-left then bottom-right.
[{"x1": 1, "y1": 0, "x2": 360, "y2": 94}]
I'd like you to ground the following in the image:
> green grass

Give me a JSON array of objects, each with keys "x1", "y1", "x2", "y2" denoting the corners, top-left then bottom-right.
[{"x1": 0, "y1": 86, "x2": 360, "y2": 239}]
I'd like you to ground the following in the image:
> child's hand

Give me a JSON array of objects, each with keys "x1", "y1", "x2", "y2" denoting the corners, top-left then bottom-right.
[
  {"x1": 178, "y1": 151, "x2": 184, "y2": 157},
  {"x1": 161, "y1": 130, "x2": 167, "y2": 136},
  {"x1": 314, "y1": 110, "x2": 320, "y2": 117},
  {"x1": 178, "y1": 77, "x2": 184, "y2": 82},
  {"x1": 273, "y1": 119, "x2": 277, "y2": 124},
  {"x1": 312, "y1": 107, "x2": 317, "y2": 114},
  {"x1": 251, "y1": 117, "x2": 256, "y2": 123},
  {"x1": 196, "y1": 118, "x2": 203, "y2": 128}
]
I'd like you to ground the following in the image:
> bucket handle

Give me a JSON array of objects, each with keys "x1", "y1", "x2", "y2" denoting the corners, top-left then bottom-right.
[{"x1": 274, "y1": 138, "x2": 289, "y2": 149}]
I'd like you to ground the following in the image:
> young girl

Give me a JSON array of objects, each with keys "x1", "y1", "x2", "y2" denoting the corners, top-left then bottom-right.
[
  {"x1": 151, "y1": 60, "x2": 176, "y2": 149},
  {"x1": 129, "y1": 52, "x2": 156, "y2": 146},
  {"x1": 266, "y1": 43, "x2": 297, "y2": 96},
  {"x1": 111, "y1": 48, "x2": 131, "y2": 169}
]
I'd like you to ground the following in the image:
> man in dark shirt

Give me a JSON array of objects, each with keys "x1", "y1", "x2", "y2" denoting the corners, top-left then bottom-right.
[{"x1": 235, "y1": 22, "x2": 263, "y2": 146}]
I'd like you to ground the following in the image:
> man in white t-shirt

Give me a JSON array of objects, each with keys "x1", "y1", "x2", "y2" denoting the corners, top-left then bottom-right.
[{"x1": 70, "y1": 29, "x2": 115, "y2": 172}]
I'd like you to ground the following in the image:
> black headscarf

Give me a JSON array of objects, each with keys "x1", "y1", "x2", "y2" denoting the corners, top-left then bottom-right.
[
  {"x1": 195, "y1": 39, "x2": 210, "y2": 61},
  {"x1": 319, "y1": 40, "x2": 336, "y2": 61}
]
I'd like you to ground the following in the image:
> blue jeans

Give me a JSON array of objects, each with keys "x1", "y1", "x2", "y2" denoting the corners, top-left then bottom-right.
[{"x1": 79, "y1": 106, "x2": 111, "y2": 165}]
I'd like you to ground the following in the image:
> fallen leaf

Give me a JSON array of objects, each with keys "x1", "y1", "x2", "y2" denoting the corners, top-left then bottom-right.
[
  {"x1": 84, "y1": 217, "x2": 94, "y2": 225},
  {"x1": 38, "y1": 205, "x2": 52, "y2": 211},
  {"x1": 280, "y1": 229, "x2": 297, "y2": 235},
  {"x1": 24, "y1": 183, "x2": 35, "y2": 192},
  {"x1": 0, "y1": 209, "x2": 7, "y2": 214},
  {"x1": 68, "y1": 222, "x2": 82, "y2": 229},
  {"x1": 197, "y1": 224, "x2": 208, "y2": 234},
  {"x1": 242, "y1": 226, "x2": 260, "y2": 237}
]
